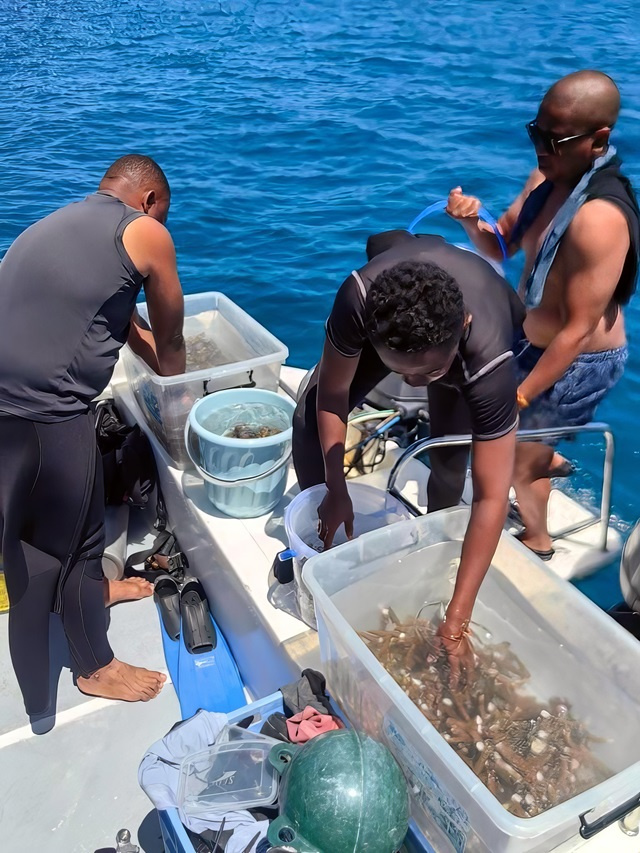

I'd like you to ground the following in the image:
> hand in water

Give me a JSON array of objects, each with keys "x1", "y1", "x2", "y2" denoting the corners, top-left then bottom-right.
[
  {"x1": 446, "y1": 186, "x2": 482, "y2": 220},
  {"x1": 317, "y1": 487, "x2": 354, "y2": 550},
  {"x1": 429, "y1": 618, "x2": 476, "y2": 690}
]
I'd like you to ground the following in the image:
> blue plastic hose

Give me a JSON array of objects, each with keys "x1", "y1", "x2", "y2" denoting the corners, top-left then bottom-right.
[{"x1": 408, "y1": 198, "x2": 509, "y2": 261}]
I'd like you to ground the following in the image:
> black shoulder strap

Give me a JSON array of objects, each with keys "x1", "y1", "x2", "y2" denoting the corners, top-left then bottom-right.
[
  {"x1": 585, "y1": 161, "x2": 640, "y2": 305},
  {"x1": 123, "y1": 484, "x2": 187, "y2": 582},
  {"x1": 510, "y1": 181, "x2": 553, "y2": 247}
]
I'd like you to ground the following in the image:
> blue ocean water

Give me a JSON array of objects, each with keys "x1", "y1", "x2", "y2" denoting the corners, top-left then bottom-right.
[{"x1": 1, "y1": 0, "x2": 640, "y2": 605}]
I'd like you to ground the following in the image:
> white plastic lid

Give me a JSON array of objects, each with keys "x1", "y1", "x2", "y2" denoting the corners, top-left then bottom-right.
[{"x1": 178, "y1": 737, "x2": 279, "y2": 816}]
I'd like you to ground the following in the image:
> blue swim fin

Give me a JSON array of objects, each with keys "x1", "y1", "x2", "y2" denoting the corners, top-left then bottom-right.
[
  {"x1": 177, "y1": 578, "x2": 245, "y2": 719},
  {"x1": 154, "y1": 575, "x2": 180, "y2": 695}
]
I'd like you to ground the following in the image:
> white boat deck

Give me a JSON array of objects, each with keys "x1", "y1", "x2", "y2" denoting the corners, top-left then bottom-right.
[{"x1": 0, "y1": 362, "x2": 635, "y2": 853}]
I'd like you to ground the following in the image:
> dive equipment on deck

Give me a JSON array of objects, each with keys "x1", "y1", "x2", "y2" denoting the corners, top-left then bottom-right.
[
  {"x1": 177, "y1": 578, "x2": 245, "y2": 720},
  {"x1": 154, "y1": 574, "x2": 181, "y2": 640},
  {"x1": 0, "y1": 557, "x2": 9, "y2": 613},
  {"x1": 153, "y1": 574, "x2": 245, "y2": 719},
  {"x1": 180, "y1": 578, "x2": 218, "y2": 654},
  {"x1": 102, "y1": 503, "x2": 130, "y2": 580},
  {"x1": 268, "y1": 729, "x2": 410, "y2": 853},
  {"x1": 96, "y1": 398, "x2": 157, "y2": 509},
  {"x1": 608, "y1": 518, "x2": 640, "y2": 638},
  {"x1": 155, "y1": 586, "x2": 180, "y2": 691},
  {"x1": 115, "y1": 828, "x2": 140, "y2": 852}
]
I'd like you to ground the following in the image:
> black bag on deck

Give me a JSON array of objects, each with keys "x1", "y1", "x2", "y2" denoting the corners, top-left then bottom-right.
[
  {"x1": 95, "y1": 399, "x2": 157, "y2": 508},
  {"x1": 95, "y1": 399, "x2": 187, "y2": 580}
]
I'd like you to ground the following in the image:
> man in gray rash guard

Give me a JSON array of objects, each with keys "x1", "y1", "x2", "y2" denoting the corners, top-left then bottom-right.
[
  {"x1": 0, "y1": 155, "x2": 185, "y2": 715},
  {"x1": 293, "y1": 230, "x2": 525, "y2": 674}
]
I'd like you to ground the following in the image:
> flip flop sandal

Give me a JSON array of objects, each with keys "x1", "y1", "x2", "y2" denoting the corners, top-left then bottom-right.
[
  {"x1": 515, "y1": 530, "x2": 555, "y2": 561},
  {"x1": 527, "y1": 546, "x2": 555, "y2": 562}
]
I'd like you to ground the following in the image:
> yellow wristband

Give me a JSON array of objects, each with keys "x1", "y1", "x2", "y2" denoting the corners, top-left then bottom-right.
[{"x1": 517, "y1": 391, "x2": 529, "y2": 410}]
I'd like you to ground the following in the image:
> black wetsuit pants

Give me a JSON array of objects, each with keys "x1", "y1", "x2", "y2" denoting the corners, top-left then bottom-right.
[
  {"x1": 292, "y1": 346, "x2": 470, "y2": 508},
  {"x1": 0, "y1": 410, "x2": 113, "y2": 714}
]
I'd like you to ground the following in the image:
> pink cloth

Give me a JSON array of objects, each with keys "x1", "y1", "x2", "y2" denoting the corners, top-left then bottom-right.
[{"x1": 286, "y1": 705, "x2": 344, "y2": 743}]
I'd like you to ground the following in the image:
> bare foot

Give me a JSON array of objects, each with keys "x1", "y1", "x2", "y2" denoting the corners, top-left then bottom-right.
[
  {"x1": 548, "y1": 452, "x2": 575, "y2": 478},
  {"x1": 77, "y1": 658, "x2": 166, "y2": 702},
  {"x1": 104, "y1": 576, "x2": 154, "y2": 607}
]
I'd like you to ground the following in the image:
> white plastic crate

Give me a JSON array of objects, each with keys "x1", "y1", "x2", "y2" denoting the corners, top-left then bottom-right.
[
  {"x1": 304, "y1": 507, "x2": 640, "y2": 853},
  {"x1": 122, "y1": 292, "x2": 288, "y2": 467}
]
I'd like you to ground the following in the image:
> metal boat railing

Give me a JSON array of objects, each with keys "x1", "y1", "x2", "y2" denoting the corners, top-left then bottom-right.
[{"x1": 386, "y1": 422, "x2": 615, "y2": 551}]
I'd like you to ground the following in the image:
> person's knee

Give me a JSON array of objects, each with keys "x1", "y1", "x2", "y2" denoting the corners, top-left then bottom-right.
[
  {"x1": 514, "y1": 443, "x2": 553, "y2": 484},
  {"x1": 513, "y1": 454, "x2": 532, "y2": 486}
]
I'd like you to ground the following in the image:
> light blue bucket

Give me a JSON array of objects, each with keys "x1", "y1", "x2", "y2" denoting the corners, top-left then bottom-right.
[{"x1": 185, "y1": 389, "x2": 295, "y2": 519}]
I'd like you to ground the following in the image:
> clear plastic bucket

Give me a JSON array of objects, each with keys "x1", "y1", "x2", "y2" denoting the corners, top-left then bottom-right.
[
  {"x1": 185, "y1": 389, "x2": 295, "y2": 519},
  {"x1": 122, "y1": 292, "x2": 288, "y2": 468},
  {"x1": 284, "y1": 482, "x2": 411, "y2": 628}
]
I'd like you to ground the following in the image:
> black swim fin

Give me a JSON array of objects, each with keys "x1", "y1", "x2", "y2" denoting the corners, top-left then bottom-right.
[
  {"x1": 154, "y1": 574, "x2": 181, "y2": 641},
  {"x1": 180, "y1": 577, "x2": 218, "y2": 654},
  {"x1": 176, "y1": 578, "x2": 245, "y2": 718}
]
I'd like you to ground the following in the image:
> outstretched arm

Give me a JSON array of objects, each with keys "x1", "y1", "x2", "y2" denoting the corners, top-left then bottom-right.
[
  {"x1": 122, "y1": 216, "x2": 186, "y2": 376},
  {"x1": 316, "y1": 338, "x2": 360, "y2": 547},
  {"x1": 435, "y1": 428, "x2": 516, "y2": 684},
  {"x1": 443, "y1": 428, "x2": 516, "y2": 628},
  {"x1": 445, "y1": 170, "x2": 546, "y2": 261},
  {"x1": 127, "y1": 308, "x2": 160, "y2": 373}
]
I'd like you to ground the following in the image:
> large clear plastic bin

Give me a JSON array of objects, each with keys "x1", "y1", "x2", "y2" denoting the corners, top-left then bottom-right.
[
  {"x1": 122, "y1": 292, "x2": 288, "y2": 468},
  {"x1": 304, "y1": 507, "x2": 640, "y2": 853}
]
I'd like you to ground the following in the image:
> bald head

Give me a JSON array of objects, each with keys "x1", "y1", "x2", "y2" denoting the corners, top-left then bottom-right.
[
  {"x1": 101, "y1": 154, "x2": 170, "y2": 195},
  {"x1": 543, "y1": 70, "x2": 620, "y2": 130},
  {"x1": 99, "y1": 154, "x2": 171, "y2": 224}
]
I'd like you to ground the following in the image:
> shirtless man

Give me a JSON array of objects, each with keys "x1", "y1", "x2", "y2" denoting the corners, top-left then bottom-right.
[
  {"x1": 447, "y1": 70, "x2": 639, "y2": 559},
  {"x1": 0, "y1": 155, "x2": 185, "y2": 715}
]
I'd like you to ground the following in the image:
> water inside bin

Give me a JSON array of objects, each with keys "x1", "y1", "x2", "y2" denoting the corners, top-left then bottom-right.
[
  {"x1": 183, "y1": 312, "x2": 257, "y2": 372},
  {"x1": 185, "y1": 333, "x2": 226, "y2": 372},
  {"x1": 199, "y1": 402, "x2": 290, "y2": 439}
]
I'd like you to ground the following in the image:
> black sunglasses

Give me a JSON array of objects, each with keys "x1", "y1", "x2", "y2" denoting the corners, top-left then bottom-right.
[{"x1": 526, "y1": 120, "x2": 598, "y2": 155}]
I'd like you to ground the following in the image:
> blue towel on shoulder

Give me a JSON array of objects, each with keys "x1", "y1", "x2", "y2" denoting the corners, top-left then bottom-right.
[{"x1": 524, "y1": 146, "x2": 617, "y2": 308}]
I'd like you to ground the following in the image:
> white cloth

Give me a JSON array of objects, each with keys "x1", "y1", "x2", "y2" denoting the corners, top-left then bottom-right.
[
  {"x1": 225, "y1": 821, "x2": 269, "y2": 852},
  {"x1": 138, "y1": 709, "x2": 265, "y2": 837}
]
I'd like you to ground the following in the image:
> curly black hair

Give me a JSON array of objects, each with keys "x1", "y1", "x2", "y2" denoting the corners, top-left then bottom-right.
[{"x1": 364, "y1": 261, "x2": 465, "y2": 352}]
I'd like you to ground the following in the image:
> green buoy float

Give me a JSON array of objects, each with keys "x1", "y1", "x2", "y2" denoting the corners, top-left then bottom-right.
[{"x1": 268, "y1": 729, "x2": 410, "y2": 853}]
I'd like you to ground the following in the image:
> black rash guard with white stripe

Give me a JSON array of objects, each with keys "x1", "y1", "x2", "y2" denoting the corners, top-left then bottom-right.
[{"x1": 325, "y1": 230, "x2": 526, "y2": 440}]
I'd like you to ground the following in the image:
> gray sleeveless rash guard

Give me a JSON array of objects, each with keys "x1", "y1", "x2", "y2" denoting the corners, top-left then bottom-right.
[{"x1": 0, "y1": 192, "x2": 145, "y2": 422}]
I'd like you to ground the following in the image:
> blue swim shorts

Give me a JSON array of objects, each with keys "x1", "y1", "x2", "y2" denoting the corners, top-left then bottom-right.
[{"x1": 515, "y1": 338, "x2": 628, "y2": 438}]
